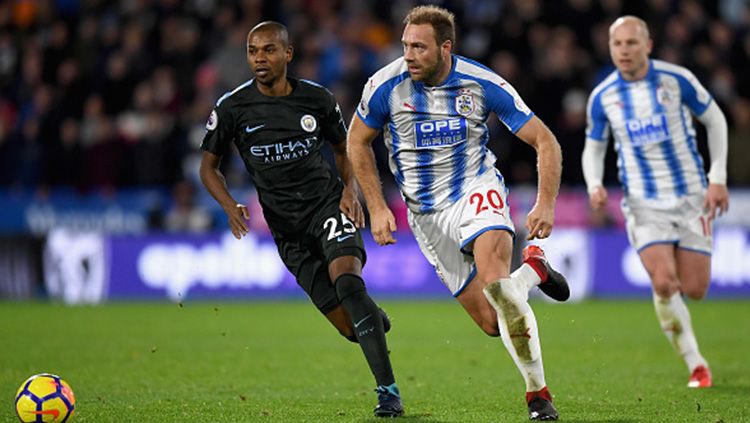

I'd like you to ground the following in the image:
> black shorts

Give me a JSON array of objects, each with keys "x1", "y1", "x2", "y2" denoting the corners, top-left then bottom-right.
[{"x1": 271, "y1": 197, "x2": 366, "y2": 314}]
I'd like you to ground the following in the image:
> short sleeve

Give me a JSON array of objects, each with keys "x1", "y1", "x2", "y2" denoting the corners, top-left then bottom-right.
[
  {"x1": 675, "y1": 69, "x2": 713, "y2": 116},
  {"x1": 482, "y1": 78, "x2": 534, "y2": 133},
  {"x1": 200, "y1": 104, "x2": 235, "y2": 156},
  {"x1": 355, "y1": 77, "x2": 390, "y2": 129},
  {"x1": 320, "y1": 93, "x2": 348, "y2": 145}
]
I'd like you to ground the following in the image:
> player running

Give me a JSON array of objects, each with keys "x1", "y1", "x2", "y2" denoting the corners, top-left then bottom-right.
[
  {"x1": 582, "y1": 16, "x2": 729, "y2": 388},
  {"x1": 347, "y1": 5, "x2": 569, "y2": 421},
  {"x1": 199, "y1": 21, "x2": 403, "y2": 417}
]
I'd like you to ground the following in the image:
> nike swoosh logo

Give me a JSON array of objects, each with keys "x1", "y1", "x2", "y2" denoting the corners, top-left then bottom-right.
[
  {"x1": 336, "y1": 234, "x2": 354, "y2": 242},
  {"x1": 354, "y1": 314, "x2": 371, "y2": 328},
  {"x1": 30, "y1": 409, "x2": 60, "y2": 418},
  {"x1": 245, "y1": 124, "x2": 265, "y2": 134}
]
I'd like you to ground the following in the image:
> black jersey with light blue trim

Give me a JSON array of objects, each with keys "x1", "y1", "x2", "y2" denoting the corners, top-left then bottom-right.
[{"x1": 201, "y1": 77, "x2": 348, "y2": 234}]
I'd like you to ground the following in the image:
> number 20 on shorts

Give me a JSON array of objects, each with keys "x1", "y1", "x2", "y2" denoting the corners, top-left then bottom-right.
[{"x1": 470, "y1": 189, "x2": 505, "y2": 216}]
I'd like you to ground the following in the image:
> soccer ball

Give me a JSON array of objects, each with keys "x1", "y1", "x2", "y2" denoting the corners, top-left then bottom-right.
[{"x1": 15, "y1": 373, "x2": 75, "y2": 422}]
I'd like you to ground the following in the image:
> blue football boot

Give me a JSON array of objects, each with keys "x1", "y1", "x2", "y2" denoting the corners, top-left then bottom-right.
[{"x1": 374, "y1": 383, "x2": 403, "y2": 418}]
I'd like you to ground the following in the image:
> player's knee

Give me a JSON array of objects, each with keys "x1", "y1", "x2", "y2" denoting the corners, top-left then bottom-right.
[
  {"x1": 651, "y1": 273, "x2": 679, "y2": 297},
  {"x1": 683, "y1": 284, "x2": 708, "y2": 300},
  {"x1": 475, "y1": 273, "x2": 503, "y2": 293},
  {"x1": 334, "y1": 273, "x2": 366, "y2": 301},
  {"x1": 480, "y1": 321, "x2": 500, "y2": 337}
]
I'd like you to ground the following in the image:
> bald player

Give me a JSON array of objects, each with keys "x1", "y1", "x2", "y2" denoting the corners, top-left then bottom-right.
[{"x1": 582, "y1": 16, "x2": 729, "y2": 388}]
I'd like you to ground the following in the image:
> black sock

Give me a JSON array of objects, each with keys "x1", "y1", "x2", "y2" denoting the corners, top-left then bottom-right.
[
  {"x1": 335, "y1": 274, "x2": 395, "y2": 387},
  {"x1": 344, "y1": 308, "x2": 391, "y2": 343}
]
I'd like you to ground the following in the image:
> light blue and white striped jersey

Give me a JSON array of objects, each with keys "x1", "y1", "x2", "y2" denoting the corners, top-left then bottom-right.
[
  {"x1": 357, "y1": 55, "x2": 533, "y2": 213},
  {"x1": 586, "y1": 59, "x2": 712, "y2": 199}
]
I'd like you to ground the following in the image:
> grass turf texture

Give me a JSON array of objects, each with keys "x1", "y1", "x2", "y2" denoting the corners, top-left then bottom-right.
[{"x1": 1, "y1": 300, "x2": 748, "y2": 422}]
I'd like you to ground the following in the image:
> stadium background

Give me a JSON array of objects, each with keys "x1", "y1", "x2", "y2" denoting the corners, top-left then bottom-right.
[
  {"x1": 0, "y1": 0, "x2": 749, "y2": 302},
  {"x1": 2, "y1": 2, "x2": 750, "y2": 422}
]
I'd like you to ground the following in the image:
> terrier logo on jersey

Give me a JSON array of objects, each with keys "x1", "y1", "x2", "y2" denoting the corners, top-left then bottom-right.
[
  {"x1": 656, "y1": 84, "x2": 674, "y2": 106},
  {"x1": 455, "y1": 89, "x2": 475, "y2": 116},
  {"x1": 625, "y1": 114, "x2": 671, "y2": 146},
  {"x1": 414, "y1": 118, "x2": 467, "y2": 149},
  {"x1": 300, "y1": 114, "x2": 317, "y2": 132},
  {"x1": 206, "y1": 110, "x2": 218, "y2": 131}
]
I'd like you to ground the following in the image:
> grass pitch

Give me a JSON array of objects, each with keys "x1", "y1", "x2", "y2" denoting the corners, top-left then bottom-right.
[{"x1": 1, "y1": 299, "x2": 748, "y2": 422}]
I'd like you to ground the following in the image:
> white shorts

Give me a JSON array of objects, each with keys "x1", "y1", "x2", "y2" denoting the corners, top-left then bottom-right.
[
  {"x1": 408, "y1": 169, "x2": 515, "y2": 296},
  {"x1": 621, "y1": 193, "x2": 712, "y2": 255}
]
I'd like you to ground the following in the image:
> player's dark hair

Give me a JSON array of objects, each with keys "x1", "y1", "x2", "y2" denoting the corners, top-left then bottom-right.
[
  {"x1": 249, "y1": 21, "x2": 290, "y2": 47},
  {"x1": 403, "y1": 5, "x2": 456, "y2": 46}
]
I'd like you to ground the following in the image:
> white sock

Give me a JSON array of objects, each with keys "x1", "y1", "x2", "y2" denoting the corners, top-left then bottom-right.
[
  {"x1": 652, "y1": 292, "x2": 707, "y2": 371},
  {"x1": 486, "y1": 277, "x2": 546, "y2": 392},
  {"x1": 512, "y1": 263, "x2": 542, "y2": 291}
]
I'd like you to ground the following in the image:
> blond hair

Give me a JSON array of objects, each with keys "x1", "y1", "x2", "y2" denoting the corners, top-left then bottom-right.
[{"x1": 404, "y1": 5, "x2": 456, "y2": 45}]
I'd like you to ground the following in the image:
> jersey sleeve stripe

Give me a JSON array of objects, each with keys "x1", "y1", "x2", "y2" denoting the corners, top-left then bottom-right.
[
  {"x1": 216, "y1": 78, "x2": 255, "y2": 106},
  {"x1": 586, "y1": 73, "x2": 618, "y2": 141},
  {"x1": 299, "y1": 78, "x2": 324, "y2": 88},
  {"x1": 455, "y1": 56, "x2": 533, "y2": 133},
  {"x1": 357, "y1": 72, "x2": 410, "y2": 129},
  {"x1": 652, "y1": 60, "x2": 712, "y2": 115}
]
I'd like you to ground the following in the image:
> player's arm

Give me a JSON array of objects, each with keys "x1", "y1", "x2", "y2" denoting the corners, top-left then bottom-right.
[
  {"x1": 199, "y1": 151, "x2": 250, "y2": 240},
  {"x1": 582, "y1": 140, "x2": 608, "y2": 210},
  {"x1": 697, "y1": 101, "x2": 729, "y2": 218},
  {"x1": 331, "y1": 140, "x2": 365, "y2": 228},
  {"x1": 678, "y1": 67, "x2": 729, "y2": 219},
  {"x1": 582, "y1": 91, "x2": 610, "y2": 211},
  {"x1": 347, "y1": 114, "x2": 396, "y2": 245},
  {"x1": 515, "y1": 116, "x2": 562, "y2": 240}
]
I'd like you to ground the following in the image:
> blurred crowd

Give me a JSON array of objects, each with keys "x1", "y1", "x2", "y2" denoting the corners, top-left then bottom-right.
[{"x1": 0, "y1": 0, "x2": 749, "y2": 198}]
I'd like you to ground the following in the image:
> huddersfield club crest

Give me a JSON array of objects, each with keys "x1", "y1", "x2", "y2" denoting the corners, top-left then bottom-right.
[
  {"x1": 455, "y1": 89, "x2": 475, "y2": 116},
  {"x1": 656, "y1": 84, "x2": 673, "y2": 106}
]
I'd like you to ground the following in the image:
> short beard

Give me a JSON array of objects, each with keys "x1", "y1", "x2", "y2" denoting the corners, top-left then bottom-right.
[{"x1": 421, "y1": 53, "x2": 444, "y2": 86}]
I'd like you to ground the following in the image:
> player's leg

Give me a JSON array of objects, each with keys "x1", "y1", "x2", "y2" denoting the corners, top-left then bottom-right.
[
  {"x1": 640, "y1": 244, "x2": 710, "y2": 386},
  {"x1": 675, "y1": 248, "x2": 712, "y2": 387},
  {"x1": 328, "y1": 255, "x2": 402, "y2": 417},
  {"x1": 676, "y1": 249, "x2": 710, "y2": 300},
  {"x1": 323, "y1": 306, "x2": 391, "y2": 343},
  {"x1": 467, "y1": 230, "x2": 555, "y2": 419},
  {"x1": 677, "y1": 192, "x2": 714, "y2": 301}
]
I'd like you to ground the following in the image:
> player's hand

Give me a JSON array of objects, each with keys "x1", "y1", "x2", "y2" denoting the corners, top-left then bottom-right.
[
  {"x1": 589, "y1": 186, "x2": 608, "y2": 211},
  {"x1": 704, "y1": 183, "x2": 729, "y2": 220},
  {"x1": 340, "y1": 186, "x2": 365, "y2": 228},
  {"x1": 526, "y1": 202, "x2": 554, "y2": 240},
  {"x1": 370, "y1": 206, "x2": 397, "y2": 246},
  {"x1": 225, "y1": 203, "x2": 250, "y2": 239}
]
